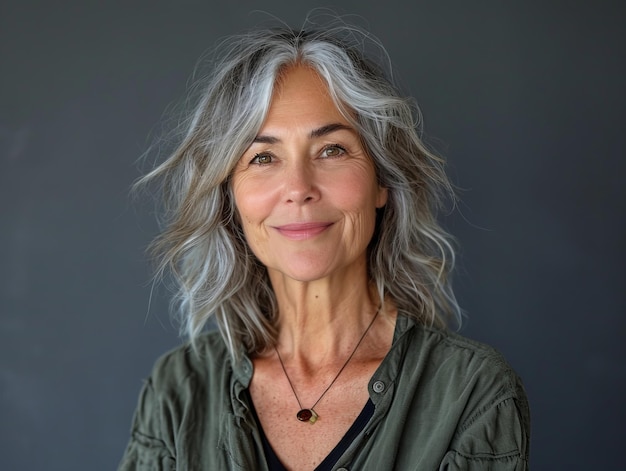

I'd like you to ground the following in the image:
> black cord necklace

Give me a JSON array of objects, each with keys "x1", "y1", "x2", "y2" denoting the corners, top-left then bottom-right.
[{"x1": 274, "y1": 307, "x2": 380, "y2": 424}]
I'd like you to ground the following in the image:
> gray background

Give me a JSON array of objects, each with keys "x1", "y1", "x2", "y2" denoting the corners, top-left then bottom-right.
[{"x1": 1, "y1": 1, "x2": 624, "y2": 469}]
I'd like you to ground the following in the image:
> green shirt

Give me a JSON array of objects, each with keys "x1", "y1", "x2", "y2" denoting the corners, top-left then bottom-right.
[{"x1": 119, "y1": 316, "x2": 530, "y2": 470}]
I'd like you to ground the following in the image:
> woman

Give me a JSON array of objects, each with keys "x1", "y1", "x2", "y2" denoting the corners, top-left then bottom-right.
[{"x1": 119, "y1": 23, "x2": 530, "y2": 470}]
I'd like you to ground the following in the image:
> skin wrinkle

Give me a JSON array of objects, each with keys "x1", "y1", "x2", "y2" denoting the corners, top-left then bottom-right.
[{"x1": 232, "y1": 64, "x2": 389, "y2": 360}]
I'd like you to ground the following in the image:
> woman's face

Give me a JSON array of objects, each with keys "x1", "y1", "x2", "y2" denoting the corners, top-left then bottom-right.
[{"x1": 232, "y1": 65, "x2": 387, "y2": 283}]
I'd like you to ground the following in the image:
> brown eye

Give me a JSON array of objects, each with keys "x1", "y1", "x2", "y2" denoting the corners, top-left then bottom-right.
[
  {"x1": 251, "y1": 153, "x2": 273, "y2": 165},
  {"x1": 321, "y1": 145, "x2": 346, "y2": 158}
]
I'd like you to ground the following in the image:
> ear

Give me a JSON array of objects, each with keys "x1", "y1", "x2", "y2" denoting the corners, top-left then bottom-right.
[{"x1": 375, "y1": 186, "x2": 388, "y2": 208}]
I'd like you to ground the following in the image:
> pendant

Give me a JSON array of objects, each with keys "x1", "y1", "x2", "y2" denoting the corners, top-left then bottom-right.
[{"x1": 296, "y1": 408, "x2": 319, "y2": 424}]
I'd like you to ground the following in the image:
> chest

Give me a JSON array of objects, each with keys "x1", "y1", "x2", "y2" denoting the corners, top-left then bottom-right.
[{"x1": 249, "y1": 361, "x2": 377, "y2": 470}]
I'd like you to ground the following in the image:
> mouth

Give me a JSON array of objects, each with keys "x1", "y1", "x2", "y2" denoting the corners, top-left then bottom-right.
[{"x1": 273, "y1": 222, "x2": 333, "y2": 240}]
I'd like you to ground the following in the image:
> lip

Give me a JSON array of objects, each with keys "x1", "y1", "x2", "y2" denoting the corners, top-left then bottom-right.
[{"x1": 273, "y1": 222, "x2": 333, "y2": 240}]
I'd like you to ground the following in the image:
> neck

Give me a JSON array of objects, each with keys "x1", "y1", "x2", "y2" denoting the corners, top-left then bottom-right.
[{"x1": 267, "y1": 261, "x2": 381, "y2": 364}]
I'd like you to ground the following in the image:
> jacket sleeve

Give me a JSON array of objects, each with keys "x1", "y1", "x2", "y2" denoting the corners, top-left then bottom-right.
[
  {"x1": 117, "y1": 378, "x2": 176, "y2": 471},
  {"x1": 439, "y1": 392, "x2": 531, "y2": 471}
]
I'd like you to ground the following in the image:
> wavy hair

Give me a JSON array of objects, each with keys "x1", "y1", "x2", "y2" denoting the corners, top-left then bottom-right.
[{"x1": 140, "y1": 20, "x2": 461, "y2": 360}]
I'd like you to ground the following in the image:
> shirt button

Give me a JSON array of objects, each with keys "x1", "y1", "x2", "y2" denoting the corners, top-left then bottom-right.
[
  {"x1": 337, "y1": 468, "x2": 348, "y2": 471},
  {"x1": 372, "y1": 380, "x2": 385, "y2": 393}
]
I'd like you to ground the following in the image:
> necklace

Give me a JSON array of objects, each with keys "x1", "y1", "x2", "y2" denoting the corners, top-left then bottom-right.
[{"x1": 274, "y1": 307, "x2": 380, "y2": 424}]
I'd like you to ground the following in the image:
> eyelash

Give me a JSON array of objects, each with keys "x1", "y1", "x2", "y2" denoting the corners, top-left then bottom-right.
[
  {"x1": 249, "y1": 144, "x2": 347, "y2": 166},
  {"x1": 321, "y1": 144, "x2": 347, "y2": 158},
  {"x1": 250, "y1": 153, "x2": 274, "y2": 165}
]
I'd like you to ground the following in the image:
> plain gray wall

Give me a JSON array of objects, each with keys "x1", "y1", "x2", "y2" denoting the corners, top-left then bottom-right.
[{"x1": 1, "y1": 1, "x2": 624, "y2": 469}]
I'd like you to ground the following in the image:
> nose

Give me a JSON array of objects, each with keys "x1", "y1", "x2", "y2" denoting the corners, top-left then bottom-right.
[{"x1": 283, "y1": 161, "x2": 320, "y2": 204}]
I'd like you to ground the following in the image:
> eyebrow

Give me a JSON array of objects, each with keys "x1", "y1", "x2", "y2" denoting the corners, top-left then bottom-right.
[{"x1": 253, "y1": 122, "x2": 355, "y2": 144}]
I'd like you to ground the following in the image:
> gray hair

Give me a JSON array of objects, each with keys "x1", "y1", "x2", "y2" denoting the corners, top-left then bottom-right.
[{"x1": 140, "y1": 22, "x2": 461, "y2": 360}]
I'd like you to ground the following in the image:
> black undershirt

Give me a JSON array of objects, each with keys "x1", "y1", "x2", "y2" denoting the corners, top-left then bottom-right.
[{"x1": 247, "y1": 391, "x2": 375, "y2": 471}]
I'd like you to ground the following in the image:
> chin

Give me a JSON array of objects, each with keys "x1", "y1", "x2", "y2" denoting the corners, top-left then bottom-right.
[
  {"x1": 277, "y1": 268, "x2": 333, "y2": 283},
  {"x1": 268, "y1": 259, "x2": 337, "y2": 283}
]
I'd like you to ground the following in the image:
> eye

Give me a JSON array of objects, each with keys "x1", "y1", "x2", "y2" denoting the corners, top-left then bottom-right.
[
  {"x1": 250, "y1": 152, "x2": 274, "y2": 165},
  {"x1": 321, "y1": 145, "x2": 346, "y2": 158}
]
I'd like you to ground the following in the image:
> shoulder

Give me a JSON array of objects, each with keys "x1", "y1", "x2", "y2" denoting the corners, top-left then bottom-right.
[
  {"x1": 148, "y1": 329, "x2": 233, "y2": 392},
  {"x1": 411, "y1": 322, "x2": 510, "y2": 360},
  {"x1": 409, "y1": 323, "x2": 521, "y2": 384},
  {"x1": 119, "y1": 330, "x2": 238, "y2": 468},
  {"x1": 398, "y1": 321, "x2": 529, "y2": 420}
]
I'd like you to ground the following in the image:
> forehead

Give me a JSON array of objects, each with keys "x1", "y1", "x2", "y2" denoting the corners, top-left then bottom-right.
[
  {"x1": 263, "y1": 65, "x2": 349, "y2": 129},
  {"x1": 273, "y1": 65, "x2": 329, "y2": 98}
]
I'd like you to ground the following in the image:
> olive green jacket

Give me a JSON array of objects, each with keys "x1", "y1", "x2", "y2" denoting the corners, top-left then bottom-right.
[{"x1": 119, "y1": 316, "x2": 530, "y2": 470}]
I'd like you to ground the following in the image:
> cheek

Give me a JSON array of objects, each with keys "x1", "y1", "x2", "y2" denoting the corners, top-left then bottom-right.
[
  {"x1": 334, "y1": 181, "x2": 380, "y2": 237},
  {"x1": 233, "y1": 177, "x2": 267, "y2": 225},
  {"x1": 334, "y1": 171, "x2": 381, "y2": 213},
  {"x1": 232, "y1": 195, "x2": 267, "y2": 260},
  {"x1": 232, "y1": 179, "x2": 278, "y2": 260}
]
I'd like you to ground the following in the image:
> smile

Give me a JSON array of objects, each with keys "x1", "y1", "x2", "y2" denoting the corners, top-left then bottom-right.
[{"x1": 273, "y1": 222, "x2": 333, "y2": 240}]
